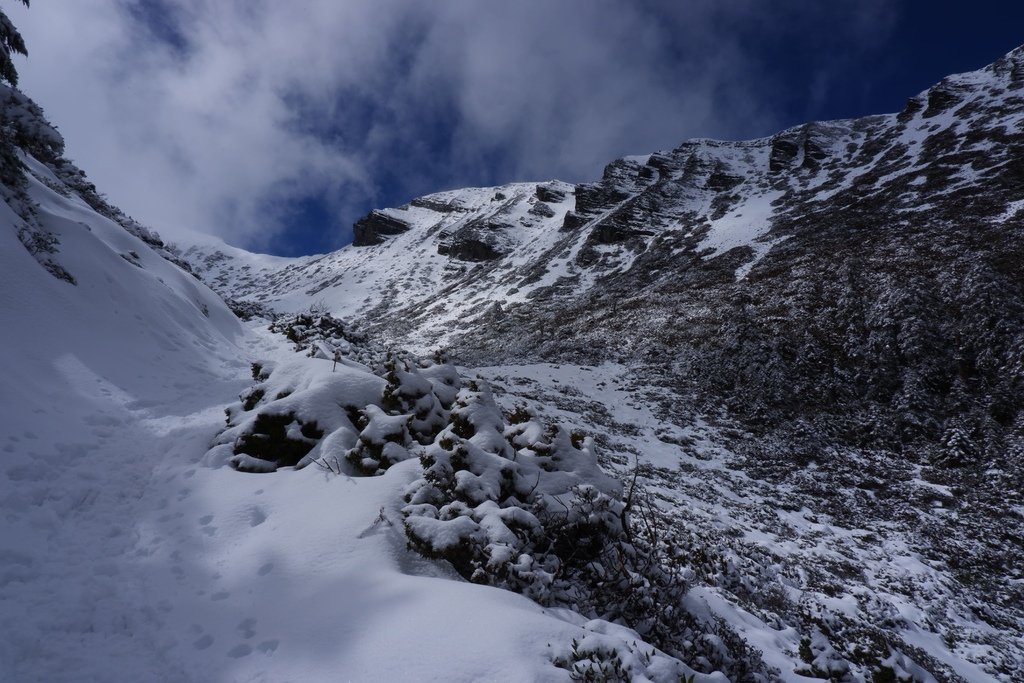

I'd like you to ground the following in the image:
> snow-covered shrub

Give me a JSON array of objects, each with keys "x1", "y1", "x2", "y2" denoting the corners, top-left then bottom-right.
[
  {"x1": 795, "y1": 627, "x2": 852, "y2": 680},
  {"x1": 935, "y1": 422, "x2": 977, "y2": 467},
  {"x1": 239, "y1": 385, "x2": 265, "y2": 411},
  {"x1": 379, "y1": 352, "x2": 452, "y2": 443},
  {"x1": 548, "y1": 620, "x2": 716, "y2": 683},
  {"x1": 344, "y1": 353, "x2": 457, "y2": 475},
  {"x1": 207, "y1": 358, "x2": 384, "y2": 473},
  {"x1": 251, "y1": 361, "x2": 273, "y2": 381},
  {"x1": 231, "y1": 411, "x2": 324, "y2": 473},
  {"x1": 344, "y1": 404, "x2": 414, "y2": 475},
  {"x1": 400, "y1": 378, "x2": 770, "y2": 679},
  {"x1": 402, "y1": 380, "x2": 616, "y2": 599},
  {"x1": 226, "y1": 297, "x2": 276, "y2": 321},
  {"x1": 269, "y1": 310, "x2": 376, "y2": 367}
]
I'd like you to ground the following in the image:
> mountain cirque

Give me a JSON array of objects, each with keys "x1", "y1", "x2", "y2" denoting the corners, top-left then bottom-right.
[
  {"x1": 5, "y1": 31, "x2": 1022, "y2": 680},
  {"x1": 179, "y1": 47, "x2": 1024, "y2": 681}
]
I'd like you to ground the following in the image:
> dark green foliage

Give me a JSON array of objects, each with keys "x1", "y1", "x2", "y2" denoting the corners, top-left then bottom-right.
[
  {"x1": 799, "y1": 637, "x2": 814, "y2": 665},
  {"x1": 232, "y1": 412, "x2": 323, "y2": 470},
  {"x1": 449, "y1": 412, "x2": 475, "y2": 439},
  {"x1": 557, "y1": 640, "x2": 630, "y2": 682},
  {"x1": 228, "y1": 299, "x2": 275, "y2": 321},
  {"x1": 872, "y1": 665, "x2": 898, "y2": 683},
  {"x1": 506, "y1": 404, "x2": 532, "y2": 424},
  {"x1": 240, "y1": 387, "x2": 264, "y2": 411},
  {"x1": 0, "y1": 2, "x2": 29, "y2": 87}
]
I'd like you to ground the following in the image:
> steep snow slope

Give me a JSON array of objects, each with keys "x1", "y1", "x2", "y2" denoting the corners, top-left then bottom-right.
[{"x1": 0, "y1": 154, "x2": 243, "y2": 677}]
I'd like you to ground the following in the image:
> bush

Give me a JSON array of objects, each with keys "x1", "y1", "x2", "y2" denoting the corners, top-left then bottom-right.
[{"x1": 401, "y1": 379, "x2": 769, "y2": 679}]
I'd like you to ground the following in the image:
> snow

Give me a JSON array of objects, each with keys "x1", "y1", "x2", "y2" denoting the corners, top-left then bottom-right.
[
  {"x1": 0, "y1": 158, "x2": 665, "y2": 682},
  {"x1": 699, "y1": 190, "x2": 783, "y2": 260},
  {"x1": 999, "y1": 198, "x2": 1024, "y2": 221}
]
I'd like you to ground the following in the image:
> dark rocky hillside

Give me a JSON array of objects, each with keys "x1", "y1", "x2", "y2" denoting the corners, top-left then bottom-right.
[
  {"x1": 445, "y1": 49, "x2": 1024, "y2": 644},
  {"x1": 453, "y1": 48, "x2": 1024, "y2": 446}
]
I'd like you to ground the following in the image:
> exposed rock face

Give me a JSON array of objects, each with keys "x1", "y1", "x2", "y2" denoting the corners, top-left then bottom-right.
[
  {"x1": 435, "y1": 213, "x2": 514, "y2": 262},
  {"x1": 409, "y1": 196, "x2": 463, "y2": 213},
  {"x1": 767, "y1": 136, "x2": 800, "y2": 172},
  {"x1": 528, "y1": 201, "x2": 555, "y2": 218},
  {"x1": 535, "y1": 183, "x2": 567, "y2": 203},
  {"x1": 436, "y1": 237, "x2": 502, "y2": 261},
  {"x1": 352, "y1": 210, "x2": 411, "y2": 246},
  {"x1": 560, "y1": 210, "x2": 587, "y2": 231}
]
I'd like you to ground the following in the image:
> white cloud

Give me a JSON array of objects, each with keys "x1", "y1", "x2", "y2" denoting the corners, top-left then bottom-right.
[{"x1": 6, "y1": 0, "x2": 895, "y2": 253}]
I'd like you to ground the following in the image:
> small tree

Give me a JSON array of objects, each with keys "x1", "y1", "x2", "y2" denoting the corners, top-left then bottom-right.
[
  {"x1": 938, "y1": 422, "x2": 976, "y2": 467},
  {"x1": 0, "y1": 1, "x2": 29, "y2": 87}
]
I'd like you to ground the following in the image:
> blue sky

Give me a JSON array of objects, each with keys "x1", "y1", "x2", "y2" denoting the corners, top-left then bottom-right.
[{"x1": 9, "y1": 1, "x2": 1024, "y2": 257}]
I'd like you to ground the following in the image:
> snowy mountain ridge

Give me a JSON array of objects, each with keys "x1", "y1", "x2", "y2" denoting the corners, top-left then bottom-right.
[{"x1": 184, "y1": 45, "x2": 1024, "y2": 355}]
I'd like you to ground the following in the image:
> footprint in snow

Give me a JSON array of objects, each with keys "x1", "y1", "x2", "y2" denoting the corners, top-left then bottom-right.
[
  {"x1": 211, "y1": 591, "x2": 230, "y2": 601},
  {"x1": 238, "y1": 618, "x2": 257, "y2": 639},
  {"x1": 199, "y1": 515, "x2": 214, "y2": 525},
  {"x1": 257, "y1": 640, "x2": 279, "y2": 654},
  {"x1": 257, "y1": 562, "x2": 273, "y2": 576},
  {"x1": 248, "y1": 507, "x2": 267, "y2": 527},
  {"x1": 227, "y1": 644, "x2": 252, "y2": 658},
  {"x1": 193, "y1": 634, "x2": 214, "y2": 650}
]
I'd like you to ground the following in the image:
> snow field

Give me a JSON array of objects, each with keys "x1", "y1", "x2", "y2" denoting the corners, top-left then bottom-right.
[{"x1": 2, "y1": 159, "x2": 679, "y2": 681}]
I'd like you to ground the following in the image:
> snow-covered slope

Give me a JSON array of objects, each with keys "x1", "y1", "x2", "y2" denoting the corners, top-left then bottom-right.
[
  {"x1": 0, "y1": 152, "x2": 245, "y2": 677},
  {"x1": 172, "y1": 46, "x2": 1024, "y2": 682},
  {"x1": 180, "y1": 179, "x2": 579, "y2": 345},
  {"x1": 0, "y1": 133, "x2": 708, "y2": 683}
]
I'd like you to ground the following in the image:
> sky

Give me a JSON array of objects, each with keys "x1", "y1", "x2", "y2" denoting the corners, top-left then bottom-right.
[{"x1": 7, "y1": 1, "x2": 1024, "y2": 257}]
